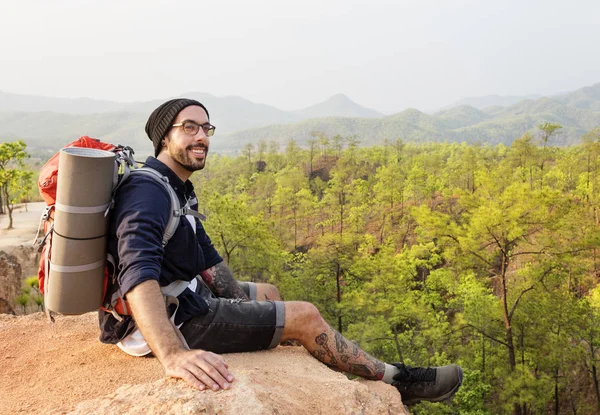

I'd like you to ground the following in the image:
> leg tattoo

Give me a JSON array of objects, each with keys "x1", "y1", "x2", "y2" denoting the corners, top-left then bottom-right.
[
  {"x1": 334, "y1": 331, "x2": 349, "y2": 354},
  {"x1": 314, "y1": 333, "x2": 338, "y2": 366},
  {"x1": 311, "y1": 326, "x2": 385, "y2": 380}
]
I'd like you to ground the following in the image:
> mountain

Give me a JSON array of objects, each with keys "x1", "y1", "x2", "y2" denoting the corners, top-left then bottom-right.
[
  {"x1": 293, "y1": 94, "x2": 383, "y2": 119},
  {"x1": 433, "y1": 105, "x2": 492, "y2": 129},
  {"x1": 214, "y1": 108, "x2": 451, "y2": 151},
  {"x1": 554, "y1": 83, "x2": 600, "y2": 111},
  {"x1": 0, "y1": 111, "x2": 151, "y2": 155},
  {"x1": 0, "y1": 91, "x2": 380, "y2": 139},
  {"x1": 0, "y1": 91, "x2": 125, "y2": 114},
  {"x1": 222, "y1": 84, "x2": 600, "y2": 150},
  {"x1": 2, "y1": 83, "x2": 600, "y2": 153},
  {"x1": 119, "y1": 92, "x2": 298, "y2": 134},
  {"x1": 443, "y1": 94, "x2": 543, "y2": 110}
]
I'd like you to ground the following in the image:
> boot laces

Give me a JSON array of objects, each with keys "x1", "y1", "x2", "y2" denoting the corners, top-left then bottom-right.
[{"x1": 394, "y1": 365, "x2": 436, "y2": 384}]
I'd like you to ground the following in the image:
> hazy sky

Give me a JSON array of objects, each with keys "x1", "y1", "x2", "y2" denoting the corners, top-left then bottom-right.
[{"x1": 1, "y1": 0, "x2": 599, "y2": 113}]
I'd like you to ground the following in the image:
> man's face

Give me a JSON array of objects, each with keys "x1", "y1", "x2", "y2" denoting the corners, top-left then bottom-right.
[{"x1": 163, "y1": 105, "x2": 211, "y2": 172}]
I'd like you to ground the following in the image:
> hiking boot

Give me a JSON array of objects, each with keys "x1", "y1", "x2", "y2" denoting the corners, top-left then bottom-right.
[{"x1": 391, "y1": 363, "x2": 463, "y2": 405}]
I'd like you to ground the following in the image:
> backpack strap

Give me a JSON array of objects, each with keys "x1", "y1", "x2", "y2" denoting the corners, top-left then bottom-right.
[
  {"x1": 104, "y1": 166, "x2": 205, "y2": 327},
  {"x1": 106, "y1": 146, "x2": 137, "y2": 217},
  {"x1": 130, "y1": 167, "x2": 181, "y2": 247}
]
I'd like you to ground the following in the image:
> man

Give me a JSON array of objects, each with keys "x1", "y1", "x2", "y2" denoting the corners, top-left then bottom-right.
[{"x1": 98, "y1": 98, "x2": 463, "y2": 405}]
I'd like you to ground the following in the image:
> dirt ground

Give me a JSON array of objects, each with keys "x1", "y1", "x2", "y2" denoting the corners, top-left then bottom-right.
[
  {"x1": 0, "y1": 202, "x2": 46, "y2": 249},
  {"x1": 0, "y1": 312, "x2": 163, "y2": 414}
]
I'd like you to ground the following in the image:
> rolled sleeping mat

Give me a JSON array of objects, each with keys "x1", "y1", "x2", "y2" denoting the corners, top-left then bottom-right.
[{"x1": 45, "y1": 147, "x2": 116, "y2": 314}]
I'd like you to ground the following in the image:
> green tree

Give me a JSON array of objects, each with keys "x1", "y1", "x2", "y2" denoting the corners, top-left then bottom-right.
[
  {"x1": 0, "y1": 140, "x2": 32, "y2": 229},
  {"x1": 203, "y1": 193, "x2": 283, "y2": 282},
  {"x1": 507, "y1": 133, "x2": 538, "y2": 190},
  {"x1": 373, "y1": 162, "x2": 405, "y2": 242},
  {"x1": 538, "y1": 122, "x2": 562, "y2": 188},
  {"x1": 272, "y1": 167, "x2": 313, "y2": 249}
]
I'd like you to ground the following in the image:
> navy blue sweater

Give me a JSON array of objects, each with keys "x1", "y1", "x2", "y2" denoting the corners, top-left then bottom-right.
[{"x1": 99, "y1": 157, "x2": 222, "y2": 344}]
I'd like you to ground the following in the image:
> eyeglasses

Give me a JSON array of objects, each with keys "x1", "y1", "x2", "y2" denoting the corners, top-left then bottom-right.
[{"x1": 172, "y1": 120, "x2": 216, "y2": 137}]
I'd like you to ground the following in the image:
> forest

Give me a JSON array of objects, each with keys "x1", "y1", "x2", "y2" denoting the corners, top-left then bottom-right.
[{"x1": 189, "y1": 126, "x2": 600, "y2": 414}]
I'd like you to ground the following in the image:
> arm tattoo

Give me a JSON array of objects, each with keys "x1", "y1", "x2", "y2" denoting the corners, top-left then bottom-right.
[{"x1": 200, "y1": 261, "x2": 249, "y2": 300}]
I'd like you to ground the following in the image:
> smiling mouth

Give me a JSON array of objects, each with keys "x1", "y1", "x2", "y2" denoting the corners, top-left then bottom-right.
[{"x1": 189, "y1": 147, "x2": 207, "y2": 157}]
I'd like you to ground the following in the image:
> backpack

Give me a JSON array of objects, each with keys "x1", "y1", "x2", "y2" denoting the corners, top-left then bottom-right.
[{"x1": 35, "y1": 136, "x2": 204, "y2": 321}]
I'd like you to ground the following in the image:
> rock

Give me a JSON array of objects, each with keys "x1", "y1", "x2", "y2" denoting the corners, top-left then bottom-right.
[
  {"x1": 5, "y1": 244, "x2": 40, "y2": 280},
  {"x1": 0, "y1": 297, "x2": 15, "y2": 314},
  {"x1": 70, "y1": 348, "x2": 407, "y2": 415},
  {"x1": 0, "y1": 313, "x2": 409, "y2": 415},
  {"x1": 0, "y1": 250, "x2": 22, "y2": 311}
]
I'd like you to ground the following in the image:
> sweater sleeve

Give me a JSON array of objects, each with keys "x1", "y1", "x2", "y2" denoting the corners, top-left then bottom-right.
[{"x1": 112, "y1": 175, "x2": 171, "y2": 297}]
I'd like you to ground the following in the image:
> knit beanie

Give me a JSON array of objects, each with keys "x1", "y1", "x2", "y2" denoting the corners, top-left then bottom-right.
[{"x1": 145, "y1": 98, "x2": 210, "y2": 157}]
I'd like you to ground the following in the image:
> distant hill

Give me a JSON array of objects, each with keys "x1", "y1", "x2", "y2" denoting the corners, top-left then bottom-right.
[
  {"x1": 119, "y1": 92, "x2": 298, "y2": 134},
  {"x1": 0, "y1": 91, "x2": 381, "y2": 146},
  {"x1": 554, "y1": 85, "x2": 600, "y2": 111},
  {"x1": 0, "y1": 91, "x2": 125, "y2": 114},
  {"x1": 222, "y1": 84, "x2": 600, "y2": 150},
  {"x1": 0, "y1": 111, "x2": 151, "y2": 156},
  {"x1": 0, "y1": 91, "x2": 297, "y2": 135},
  {"x1": 2, "y1": 83, "x2": 600, "y2": 153},
  {"x1": 433, "y1": 105, "x2": 492, "y2": 129},
  {"x1": 442, "y1": 93, "x2": 543, "y2": 110},
  {"x1": 293, "y1": 94, "x2": 382, "y2": 119}
]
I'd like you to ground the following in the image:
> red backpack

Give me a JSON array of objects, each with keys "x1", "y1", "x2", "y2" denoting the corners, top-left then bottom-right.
[{"x1": 36, "y1": 137, "x2": 192, "y2": 319}]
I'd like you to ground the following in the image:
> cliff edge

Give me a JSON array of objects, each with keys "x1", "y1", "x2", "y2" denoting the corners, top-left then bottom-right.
[{"x1": 0, "y1": 313, "x2": 408, "y2": 414}]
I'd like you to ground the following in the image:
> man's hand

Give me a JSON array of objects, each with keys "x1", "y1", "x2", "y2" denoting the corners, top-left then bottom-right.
[
  {"x1": 163, "y1": 349, "x2": 234, "y2": 391},
  {"x1": 126, "y1": 280, "x2": 235, "y2": 391}
]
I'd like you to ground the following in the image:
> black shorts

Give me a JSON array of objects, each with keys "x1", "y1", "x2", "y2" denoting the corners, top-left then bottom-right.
[
  {"x1": 237, "y1": 281, "x2": 257, "y2": 300},
  {"x1": 179, "y1": 280, "x2": 285, "y2": 353}
]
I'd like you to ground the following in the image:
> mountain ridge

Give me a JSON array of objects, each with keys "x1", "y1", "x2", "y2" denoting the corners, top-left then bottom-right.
[{"x1": 2, "y1": 83, "x2": 600, "y2": 152}]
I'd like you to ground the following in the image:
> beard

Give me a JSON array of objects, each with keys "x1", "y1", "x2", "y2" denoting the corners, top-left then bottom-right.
[{"x1": 167, "y1": 142, "x2": 208, "y2": 172}]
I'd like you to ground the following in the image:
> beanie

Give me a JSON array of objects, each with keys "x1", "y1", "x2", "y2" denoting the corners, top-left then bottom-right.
[{"x1": 145, "y1": 98, "x2": 210, "y2": 157}]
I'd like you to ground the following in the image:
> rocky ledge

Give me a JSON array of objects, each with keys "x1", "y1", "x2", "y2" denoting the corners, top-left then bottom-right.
[{"x1": 0, "y1": 313, "x2": 408, "y2": 414}]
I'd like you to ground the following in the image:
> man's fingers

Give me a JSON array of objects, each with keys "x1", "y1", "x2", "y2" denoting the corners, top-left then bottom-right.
[
  {"x1": 190, "y1": 357, "x2": 231, "y2": 390},
  {"x1": 186, "y1": 363, "x2": 227, "y2": 391},
  {"x1": 177, "y1": 369, "x2": 207, "y2": 391},
  {"x1": 163, "y1": 350, "x2": 234, "y2": 391},
  {"x1": 204, "y1": 353, "x2": 234, "y2": 383}
]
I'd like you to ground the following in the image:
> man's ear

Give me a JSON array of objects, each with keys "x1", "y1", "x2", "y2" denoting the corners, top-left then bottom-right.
[{"x1": 162, "y1": 133, "x2": 170, "y2": 147}]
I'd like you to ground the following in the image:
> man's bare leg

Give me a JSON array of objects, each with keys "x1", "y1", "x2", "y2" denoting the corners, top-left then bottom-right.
[
  {"x1": 254, "y1": 283, "x2": 282, "y2": 301},
  {"x1": 279, "y1": 301, "x2": 463, "y2": 405},
  {"x1": 281, "y1": 301, "x2": 384, "y2": 379}
]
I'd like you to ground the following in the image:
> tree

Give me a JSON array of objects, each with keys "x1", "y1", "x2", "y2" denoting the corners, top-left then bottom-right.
[
  {"x1": 272, "y1": 167, "x2": 312, "y2": 249},
  {"x1": 580, "y1": 128, "x2": 600, "y2": 223},
  {"x1": 373, "y1": 163, "x2": 405, "y2": 242},
  {"x1": 538, "y1": 123, "x2": 562, "y2": 188},
  {"x1": 0, "y1": 141, "x2": 31, "y2": 229},
  {"x1": 308, "y1": 134, "x2": 319, "y2": 178},
  {"x1": 285, "y1": 139, "x2": 302, "y2": 167},
  {"x1": 331, "y1": 134, "x2": 343, "y2": 159},
  {"x1": 203, "y1": 193, "x2": 283, "y2": 282},
  {"x1": 242, "y1": 143, "x2": 254, "y2": 166},
  {"x1": 508, "y1": 133, "x2": 538, "y2": 190},
  {"x1": 319, "y1": 134, "x2": 330, "y2": 157}
]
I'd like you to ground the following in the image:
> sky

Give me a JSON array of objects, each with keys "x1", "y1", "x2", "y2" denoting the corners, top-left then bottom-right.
[{"x1": 1, "y1": 0, "x2": 599, "y2": 114}]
